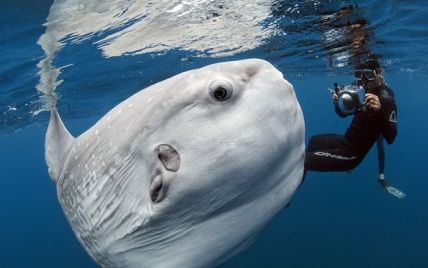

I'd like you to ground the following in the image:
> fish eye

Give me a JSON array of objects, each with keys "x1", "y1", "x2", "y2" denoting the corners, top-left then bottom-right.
[{"x1": 209, "y1": 80, "x2": 233, "y2": 101}]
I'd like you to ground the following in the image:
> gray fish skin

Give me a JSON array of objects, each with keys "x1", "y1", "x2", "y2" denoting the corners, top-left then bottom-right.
[{"x1": 45, "y1": 59, "x2": 305, "y2": 268}]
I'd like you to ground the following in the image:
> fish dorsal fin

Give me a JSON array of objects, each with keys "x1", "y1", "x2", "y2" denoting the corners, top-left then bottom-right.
[{"x1": 45, "y1": 109, "x2": 74, "y2": 183}]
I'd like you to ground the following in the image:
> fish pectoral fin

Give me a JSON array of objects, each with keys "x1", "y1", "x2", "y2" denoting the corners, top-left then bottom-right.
[
  {"x1": 45, "y1": 109, "x2": 75, "y2": 183},
  {"x1": 149, "y1": 144, "x2": 180, "y2": 203}
]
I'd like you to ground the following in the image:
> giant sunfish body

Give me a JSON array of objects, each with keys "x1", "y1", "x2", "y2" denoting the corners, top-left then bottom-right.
[{"x1": 45, "y1": 59, "x2": 305, "y2": 268}]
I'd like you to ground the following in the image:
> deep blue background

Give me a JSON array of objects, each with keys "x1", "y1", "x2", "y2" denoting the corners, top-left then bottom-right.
[{"x1": 1, "y1": 0, "x2": 428, "y2": 267}]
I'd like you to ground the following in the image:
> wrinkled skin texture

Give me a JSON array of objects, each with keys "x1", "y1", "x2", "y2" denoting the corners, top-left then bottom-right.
[{"x1": 45, "y1": 59, "x2": 305, "y2": 268}]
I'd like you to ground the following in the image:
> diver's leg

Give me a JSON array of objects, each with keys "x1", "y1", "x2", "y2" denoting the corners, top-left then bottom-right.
[
  {"x1": 307, "y1": 134, "x2": 344, "y2": 152},
  {"x1": 305, "y1": 151, "x2": 363, "y2": 171},
  {"x1": 305, "y1": 134, "x2": 363, "y2": 172}
]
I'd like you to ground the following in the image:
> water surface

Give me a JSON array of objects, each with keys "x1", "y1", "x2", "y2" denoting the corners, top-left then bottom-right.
[{"x1": 1, "y1": 0, "x2": 427, "y2": 267}]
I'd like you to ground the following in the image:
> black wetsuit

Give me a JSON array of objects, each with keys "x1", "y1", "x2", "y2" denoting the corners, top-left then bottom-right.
[{"x1": 305, "y1": 84, "x2": 397, "y2": 171}]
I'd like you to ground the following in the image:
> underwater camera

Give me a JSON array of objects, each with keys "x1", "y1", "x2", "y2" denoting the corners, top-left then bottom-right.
[{"x1": 333, "y1": 83, "x2": 366, "y2": 115}]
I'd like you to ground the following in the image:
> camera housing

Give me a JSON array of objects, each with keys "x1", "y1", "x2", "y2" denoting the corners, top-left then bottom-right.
[{"x1": 335, "y1": 84, "x2": 366, "y2": 115}]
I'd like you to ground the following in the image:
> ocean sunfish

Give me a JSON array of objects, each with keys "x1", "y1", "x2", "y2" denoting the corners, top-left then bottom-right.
[{"x1": 45, "y1": 59, "x2": 305, "y2": 268}]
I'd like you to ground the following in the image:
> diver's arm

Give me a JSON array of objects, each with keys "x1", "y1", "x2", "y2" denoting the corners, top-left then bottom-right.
[{"x1": 379, "y1": 89, "x2": 398, "y2": 144}]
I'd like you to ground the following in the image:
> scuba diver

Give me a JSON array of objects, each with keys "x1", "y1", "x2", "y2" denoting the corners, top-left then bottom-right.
[
  {"x1": 304, "y1": 55, "x2": 404, "y2": 198},
  {"x1": 302, "y1": 3, "x2": 405, "y2": 198}
]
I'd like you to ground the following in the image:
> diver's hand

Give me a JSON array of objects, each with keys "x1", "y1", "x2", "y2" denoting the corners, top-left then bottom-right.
[
  {"x1": 332, "y1": 93, "x2": 338, "y2": 103},
  {"x1": 365, "y1": 93, "x2": 381, "y2": 111}
]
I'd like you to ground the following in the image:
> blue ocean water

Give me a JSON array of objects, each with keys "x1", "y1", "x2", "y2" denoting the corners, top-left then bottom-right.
[{"x1": 1, "y1": 0, "x2": 427, "y2": 267}]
